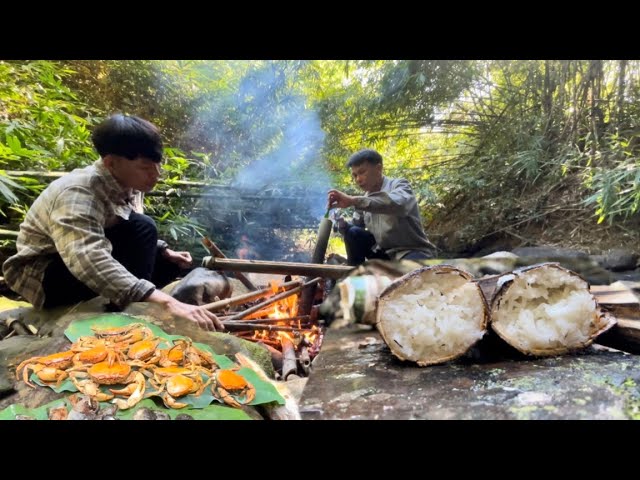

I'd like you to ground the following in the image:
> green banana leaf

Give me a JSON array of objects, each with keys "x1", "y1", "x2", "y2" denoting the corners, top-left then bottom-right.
[
  {"x1": 26, "y1": 313, "x2": 283, "y2": 410},
  {"x1": 0, "y1": 397, "x2": 251, "y2": 420}
]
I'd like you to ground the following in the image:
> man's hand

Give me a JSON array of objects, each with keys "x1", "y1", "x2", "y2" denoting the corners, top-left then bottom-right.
[
  {"x1": 327, "y1": 189, "x2": 356, "y2": 210},
  {"x1": 146, "y1": 289, "x2": 223, "y2": 331},
  {"x1": 166, "y1": 301, "x2": 223, "y2": 331},
  {"x1": 162, "y1": 249, "x2": 193, "y2": 269}
]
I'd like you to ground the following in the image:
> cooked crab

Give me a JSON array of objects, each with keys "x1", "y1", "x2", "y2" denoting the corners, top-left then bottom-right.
[
  {"x1": 211, "y1": 369, "x2": 255, "y2": 408},
  {"x1": 91, "y1": 323, "x2": 152, "y2": 345},
  {"x1": 145, "y1": 366, "x2": 210, "y2": 409},
  {"x1": 16, "y1": 351, "x2": 75, "y2": 387},
  {"x1": 69, "y1": 360, "x2": 139, "y2": 403}
]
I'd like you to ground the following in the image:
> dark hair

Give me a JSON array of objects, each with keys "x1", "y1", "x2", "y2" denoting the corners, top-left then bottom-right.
[
  {"x1": 346, "y1": 148, "x2": 383, "y2": 168},
  {"x1": 91, "y1": 114, "x2": 163, "y2": 162}
]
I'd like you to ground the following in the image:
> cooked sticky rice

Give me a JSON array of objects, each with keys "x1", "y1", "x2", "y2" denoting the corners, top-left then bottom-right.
[{"x1": 491, "y1": 263, "x2": 612, "y2": 356}]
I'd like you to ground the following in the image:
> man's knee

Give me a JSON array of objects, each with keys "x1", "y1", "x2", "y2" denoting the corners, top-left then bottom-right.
[
  {"x1": 344, "y1": 225, "x2": 365, "y2": 244},
  {"x1": 128, "y1": 212, "x2": 157, "y2": 235},
  {"x1": 403, "y1": 250, "x2": 432, "y2": 261}
]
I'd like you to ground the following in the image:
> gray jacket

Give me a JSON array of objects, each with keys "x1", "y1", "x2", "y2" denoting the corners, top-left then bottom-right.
[{"x1": 349, "y1": 176, "x2": 436, "y2": 260}]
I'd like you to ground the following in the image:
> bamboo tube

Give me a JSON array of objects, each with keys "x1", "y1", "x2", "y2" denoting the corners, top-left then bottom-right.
[{"x1": 203, "y1": 257, "x2": 353, "y2": 280}]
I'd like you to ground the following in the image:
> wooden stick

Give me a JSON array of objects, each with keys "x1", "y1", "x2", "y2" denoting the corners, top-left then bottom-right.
[
  {"x1": 226, "y1": 277, "x2": 321, "y2": 321},
  {"x1": 201, "y1": 237, "x2": 257, "y2": 291},
  {"x1": 223, "y1": 315, "x2": 310, "y2": 325},
  {"x1": 223, "y1": 323, "x2": 313, "y2": 333},
  {"x1": 204, "y1": 257, "x2": 353, "y2": 280},
  {"x1": 201, "y1": 280, "x2": 302, "y2": 312}
]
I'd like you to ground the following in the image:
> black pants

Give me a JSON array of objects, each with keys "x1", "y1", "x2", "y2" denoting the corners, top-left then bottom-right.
[
  {"x1": 343, "y1": 226, "x2": 431, "y2": 266},
  {"x1": 42, "y1": 212, "x2": 181, "y2": 308}
]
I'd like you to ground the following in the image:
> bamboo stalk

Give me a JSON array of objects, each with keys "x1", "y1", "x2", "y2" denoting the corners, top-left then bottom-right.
[
  {"x1": 281, "y1": 336, "x2": 297, "y2": 380},
  {"x1": 299, "y1": 345, "x2": 311, "y2": 376},
  {"x1": 204, "y1": 257, "x2": 353, "y2": 280},
  {"x1": 226, "y1": 277, "x2": 321, "y2": 321},
  {"x1": 201, "y1": 237, "x2": 257, "y2": 291},
  {"x1": 201, "y1": 280, "x2": 302, "y2": 312}
]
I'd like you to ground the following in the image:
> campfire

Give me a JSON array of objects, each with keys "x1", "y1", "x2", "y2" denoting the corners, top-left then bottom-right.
[{"x1": 205, "y1": 275, "x2": 325, "y2": 380}]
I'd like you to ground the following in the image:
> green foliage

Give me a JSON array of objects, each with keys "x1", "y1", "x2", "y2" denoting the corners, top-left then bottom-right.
[{"x1": 0, "y1": 60, "x2": 98, "y2": 223}]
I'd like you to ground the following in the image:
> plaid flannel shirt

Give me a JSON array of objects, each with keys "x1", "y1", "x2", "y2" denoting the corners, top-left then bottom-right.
[{"x1": 2, "y1": 159, "x2": 157, "y2": 308}]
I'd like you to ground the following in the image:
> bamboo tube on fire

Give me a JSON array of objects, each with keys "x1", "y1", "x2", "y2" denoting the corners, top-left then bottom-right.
[
  {"x1": 375, "y1": 265, "x2": 489, "y2": 366},
  {"x1": 489, "y1": 263, "x2": 616, "y2": 356}
]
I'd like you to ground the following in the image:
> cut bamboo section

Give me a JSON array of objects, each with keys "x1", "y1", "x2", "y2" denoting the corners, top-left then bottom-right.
[
  {"x1": 375, "y1": 265, "x2": 489, "y2": 366},
  {"x1": 490, "y1": 263, "x2": 616, "y2": 356}
]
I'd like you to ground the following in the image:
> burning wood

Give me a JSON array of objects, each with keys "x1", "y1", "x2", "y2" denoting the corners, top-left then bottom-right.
[
  {"x1": 203, "y1": 271, "x2": 324, "y2": 380},
  {"x1": 226, "y1": 277, "x2": 321, "y2": 321},
  {"x1": 202, "y1": 279, "x2": 303, "y2": 312}
]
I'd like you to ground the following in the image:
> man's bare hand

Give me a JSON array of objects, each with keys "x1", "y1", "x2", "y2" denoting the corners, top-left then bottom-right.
[
  {"x1": 163, "y1": 249, "x2": 193, "y2": 269},
  {"x1": 166, "y1": 301, "x2": 223, "y2": 331},
  {"x1": 327, "y1": 189, "x2": 355, "y2": 210},
  {"x1": 146, "y1": 289, "x2": 223, "y2": 331}
]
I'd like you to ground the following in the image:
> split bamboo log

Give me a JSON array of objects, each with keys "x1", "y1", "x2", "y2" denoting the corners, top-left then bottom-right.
[
  {"x1": 487, "y1": 263, "x2": 616, "y2": 356},
  {"x1": 376, "y1": 265, "x2": 489, "y2": 366}
]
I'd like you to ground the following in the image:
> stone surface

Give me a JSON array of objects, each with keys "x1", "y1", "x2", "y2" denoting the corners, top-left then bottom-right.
[{"x1": 300, "y1": 326, "x2": 640, "y2": 420}]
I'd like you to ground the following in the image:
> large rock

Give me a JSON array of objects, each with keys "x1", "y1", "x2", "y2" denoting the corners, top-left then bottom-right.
[{"x1": 170, "y1": 268, "x2": 232, "y2": 305}]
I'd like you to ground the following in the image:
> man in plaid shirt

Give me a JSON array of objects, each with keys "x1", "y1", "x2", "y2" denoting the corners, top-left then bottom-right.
[{"x1": 2, "y1": 114, "x2": 222, "y2": 331}]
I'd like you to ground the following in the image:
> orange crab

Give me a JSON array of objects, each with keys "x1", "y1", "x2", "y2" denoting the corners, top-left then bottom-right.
[
  {"x1": 155, "y1": 343, "x2": 185, "y2": 367},
  {"x1": 69, "y1": 360, "x2": 138, "y2": 402},
  {"x1": 172, "y1": 339, "x2": 218, "y2": 370},
  {"x1": 109, "y1": 371, "x2": 147, "y2": 410},
  {"x1": 91, "y1": 323, "x2": 152, "y2": 345},
  {"x1": 16, "y1": 350, "x2": 75, "y2": 387},
  {"x1": 146, "y1": 366, "x2": 209, "y2": 409},
  {"x1": 211, "y1": 369, "x2": 255, "y2": 408},
  {"x1": 127, "y1": 338, "x2": 159, "y2": 361}
]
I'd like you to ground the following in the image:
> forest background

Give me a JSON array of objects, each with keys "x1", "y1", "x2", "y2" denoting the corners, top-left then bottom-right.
[{"x1": 1, "y1": 60, "x2": 638, "y2": 264}]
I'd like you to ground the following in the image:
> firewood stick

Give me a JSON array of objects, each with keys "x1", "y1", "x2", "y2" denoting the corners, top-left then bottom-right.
[
  {"x1": 281, "y1": 336, "x2": 297, "y2": 380},
  {"x1": 203, "y1": 257, "x2": 353, "y2": 280},
  {"x1": 223, "y1": 323, "x2": 313, "y2": 333},
  {"x1": 201, "y1": 237, "x2": 257, "y2": 291},
  {"x1": 226, "y1": 277, "x2": 322, "y2": 321},
  {"x1": 224, "y1": 315, "x2": 311, "y2": 324},
  {"x1": 201, "y1": 279, "x2": 302, "y2": 312}
]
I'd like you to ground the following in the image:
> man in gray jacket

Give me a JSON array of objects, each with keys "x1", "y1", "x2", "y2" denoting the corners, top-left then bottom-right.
[{"x1": 327, "y1": 149, "x2": 436, "y2": 266}]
